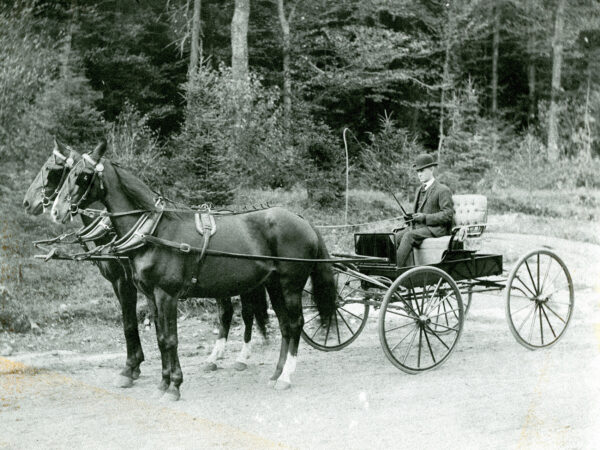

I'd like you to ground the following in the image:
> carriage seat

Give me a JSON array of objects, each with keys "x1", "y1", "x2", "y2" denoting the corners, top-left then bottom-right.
[{"x1": 413, "y1": 194, "x2": 488, "y2": 265}]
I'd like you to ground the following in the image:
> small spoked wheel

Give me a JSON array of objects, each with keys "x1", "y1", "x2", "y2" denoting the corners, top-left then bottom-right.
[
  {"x1": 301, "y1": 264, "x2": 370, "y2": 351},
  {"x1": 506, "y1": 249, "x2": 574, "y2": 350},
  {"x1": 378, "y1": 267, "x2": 464, "y2": 374}
]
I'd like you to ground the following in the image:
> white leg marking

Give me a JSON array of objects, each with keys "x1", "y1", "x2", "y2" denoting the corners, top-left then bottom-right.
[
  {"x1": 236, "y1": 341, "x2": 252, "y2": 363},
  {"x1": 205, "y1": 338, "x2": 226, "y2": 363},
  {"x1": 277, "y1": 354, "x2": 297, "y2": 385}
]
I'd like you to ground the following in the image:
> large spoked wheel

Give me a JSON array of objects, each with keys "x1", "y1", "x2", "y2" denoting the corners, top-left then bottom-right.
[
  {"x1": 301, "y1": 264, "x2": 371, "y2": 351},
  {"x1": 505, "y1": 249, "x2": 574, "y2": 350},
  {"x1": 378, "y1": 267, "x2": 464, "y2": 374}
]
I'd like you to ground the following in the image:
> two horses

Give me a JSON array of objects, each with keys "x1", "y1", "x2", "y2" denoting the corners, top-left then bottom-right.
[
  {"x1": 23, "y1": 140, "x2": 271, "y2": 389},
  {"x1": 41, "y1": 140, "x2": 336, "y2": 400}
]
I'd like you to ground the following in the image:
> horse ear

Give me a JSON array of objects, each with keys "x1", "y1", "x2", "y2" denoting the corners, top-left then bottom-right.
[
  {"x1": 54, "y1": 137, "x2": 67, "y2": 153},
  {"x1": 91, "y1": 139, "x2": 107, "y2": 161}
]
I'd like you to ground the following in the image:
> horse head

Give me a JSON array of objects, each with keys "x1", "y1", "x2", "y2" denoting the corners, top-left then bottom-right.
[
  {"x1": 23, "y1": 138, "x2": 80, "y2": 216},
  {"x1": 51, "y1": 139, "x2": 107, "y2": 223}
]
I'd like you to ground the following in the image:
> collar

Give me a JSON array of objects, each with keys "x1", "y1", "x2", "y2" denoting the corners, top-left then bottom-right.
[{"x1": 422, "y1": 177, "x2": 435, "y2": 191}]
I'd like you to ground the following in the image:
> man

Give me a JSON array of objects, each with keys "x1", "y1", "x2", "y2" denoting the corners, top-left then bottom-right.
[{"x1": 395, "y1": 153, "x2": 455, "y2": 267}]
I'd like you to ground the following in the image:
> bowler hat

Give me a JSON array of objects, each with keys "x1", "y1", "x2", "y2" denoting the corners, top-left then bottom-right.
[{"x1": 412, "y1": 153, "x2": 438, "y2": 171}]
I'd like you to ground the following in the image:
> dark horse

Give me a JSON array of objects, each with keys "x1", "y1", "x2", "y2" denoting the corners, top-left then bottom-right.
[
  {"x1": 50, "y1": 141, "x2": 336, "y2": 400},
  {"x1": 24, "y1": 140, "x2": 269, "y2": 386}
]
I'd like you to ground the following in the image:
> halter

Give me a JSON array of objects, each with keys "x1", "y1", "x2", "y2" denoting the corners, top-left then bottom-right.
[
  {"x1": 67, "y1": 154, "x2": 104, "y2": 217},
  {"x1": 41, "y1": 149, "x2": 74, "y2": 210}
]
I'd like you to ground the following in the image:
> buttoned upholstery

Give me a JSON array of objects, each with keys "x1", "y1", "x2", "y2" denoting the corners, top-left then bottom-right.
[{"x1": 413, "y1": 194, "x2": 488, "y2": 265}]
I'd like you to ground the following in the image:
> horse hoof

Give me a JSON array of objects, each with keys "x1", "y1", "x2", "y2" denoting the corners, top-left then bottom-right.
[
  {"x1": 203, "y1": 362, "x2": 218, "y2": 372},
  {"x1": 132, "y1": 367, "x2": 141, "y2": 380},
  {"x1": 274, "y1": 380, "x2": 291, "y2": 391},
  {"x1": 115, "y1": 375, "x2": 134, "y2": 388},
  {"x1": 233, "y1": 362, "x2": 247, "y2": 371},
  {"x1": 267, "y1": 379, "x2": 276, "y2": 387},
  {"x1": 161, "y1": 387, "x2": 180, "y2": 402}
]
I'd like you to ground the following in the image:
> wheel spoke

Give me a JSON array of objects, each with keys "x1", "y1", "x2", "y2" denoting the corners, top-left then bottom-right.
[
  {"x1": 390, "y1": 325, "x2": 418, "y2": 352},
  {"x1": 423, "y1": 327, "x2": 436, "y2": 363},
  {"x1": 544, "y1": 303, "x2": 567, "y2": 324},
  {"x1": 310, "y1": 320, "x2": 325, "y2": 339},
  {"x1": 428, "y1": 309, "x2": 462, "y2": 320},
  {"x1": 401, "y1": 325, "x2": 420, "y2": 364},
  {"x1": 527, "y1": 304, "x2": 538, "y2": 342},
  {"x1": 540, "y1": 305, "x2": 557, "y2": 338},
  {"x1": 428, "y1": 278, "x2": 443, "y2": 306},
  {"x1": 386, "y1": 321, "x2": 416, "y2": 333},
  {"x1": 539, "y1": 257, "x2": 554, "y2": 294},
  {"x1": 338, "y1": 306, "x2": 364, "y2": 321},
  {"x1": 417, "y1": 327, "x2": 423, "y2": 368},
  {"x1": 334, "y1": 310, "x2": 341, "y2": 345},
  {"x1": 427, "y1": 322, "x2": 459, "y2": 332},
  {"x1": 424, "y1": 291, "x2": 454, "y2": 315},
  {"x1": 384, "y1": 307, "x2": 416, "y2": 320},
  {"x1": 524, "y1": 259, "x2": 539, "y2": 295},
  {"x1": 511, "y1": 302, "x2": 535, "y2": 316},
  {"x1": 517, "y1": 303, "x2": 537, "y2": 333},
  {"x1": 516, "y1": 275, "x2": 537, "y2": 298},
  {"x1": 304, "y1": 313, "x2": 320, "y2": 325},
  {"x1": 541, "y1": 283, "x2": 570, "y2": 299},
  {"x1": 336, "y1": 309, "x2": 356, "y2": 335},
  {"x1": 324, "y1": 316, "x2": 331, "y2": 345},
  {"x1": 539, "y1": 303, "x2": 544, "y2": 345},
  {"x1": 424, "y1": 325, "x2": 451, "y2": 350}
]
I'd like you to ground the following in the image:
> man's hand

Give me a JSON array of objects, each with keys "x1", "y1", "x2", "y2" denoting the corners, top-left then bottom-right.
[
  {"x1": 412, "y1": 213, "x2": 426, "y2": 224},
  {"x1": 403, "y1": 213, "x2": 413, "y2": 222}
]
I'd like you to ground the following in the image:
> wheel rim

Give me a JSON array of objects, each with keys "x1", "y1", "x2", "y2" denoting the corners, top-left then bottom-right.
[
  {"x1": 301, "y1": 267, "x2": 370, "y2": 351},
  {"x1": 506, "y1": 249, "x2": 574, "y2": 349},
  {"x1": 379, "y1": 267, "x2": 464, "y2": 373}
]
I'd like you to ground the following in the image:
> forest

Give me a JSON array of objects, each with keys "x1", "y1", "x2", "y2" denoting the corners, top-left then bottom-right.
[{"x1": 1, "y1": 0, "x2": 600, "y2": 207}]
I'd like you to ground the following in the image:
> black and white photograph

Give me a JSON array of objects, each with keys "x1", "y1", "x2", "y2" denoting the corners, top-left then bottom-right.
[{"x1": 1, "y1": 0, "x2": 599, "y2": 448}]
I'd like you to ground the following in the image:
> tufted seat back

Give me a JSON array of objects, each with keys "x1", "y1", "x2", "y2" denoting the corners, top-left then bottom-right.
[{"x1": 452, "y1": 194, "x2": 488, "y2": 237}]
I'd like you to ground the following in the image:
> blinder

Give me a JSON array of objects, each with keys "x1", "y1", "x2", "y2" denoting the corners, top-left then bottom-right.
[{"x1": 66, "y1": 154, "x2": 105, "y2": 217}]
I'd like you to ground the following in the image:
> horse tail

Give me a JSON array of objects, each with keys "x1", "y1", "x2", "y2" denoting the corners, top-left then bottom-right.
[
  {"x1": 309, "y1": 226, "x2": 337, "y2": 321},
  {"x1": 253, "y1": 287, "x2": 269, "y2": 338}
]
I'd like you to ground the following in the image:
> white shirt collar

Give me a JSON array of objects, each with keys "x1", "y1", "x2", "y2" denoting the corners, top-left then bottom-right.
[{"x1": 423, "y1": 177, "x2": 435, "y2": 191}]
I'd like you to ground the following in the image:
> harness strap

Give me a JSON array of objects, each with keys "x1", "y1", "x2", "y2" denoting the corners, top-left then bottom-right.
[{"x1": 140, "y1": 234, "x2": 387, "y2": 263}]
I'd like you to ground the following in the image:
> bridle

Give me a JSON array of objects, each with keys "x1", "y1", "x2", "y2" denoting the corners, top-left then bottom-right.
[
  {"x1": 41, "y1": 149, "x2": 74, "y2": 210},
  {"x1": 66, "y1": 153, "x2": 105, "y2": 217}
]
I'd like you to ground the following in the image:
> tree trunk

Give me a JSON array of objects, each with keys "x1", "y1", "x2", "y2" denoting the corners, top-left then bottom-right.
[
  {"x1": 584, "y1": 72, "x2": 592, "y2": 161},
  {"x1": 231, "y1": 0, "x2": 250, "y2": 82},
  {"x1": 491, "y1": 1, "x2": 500, "y2": 155},
  {"x1": 526, "y1": 3, "x2": 536, "y2": 124},
  {"x1": 437, "y1": 5, "x2": 455, "y2": 163},
  {"x1": 547, "y1": 0, "x2": 566, "y2": 162},
  {"x1": 491, "y1": 1, "x2": 499, "y2": 118},
  {"x1": 61, "y1": 0, "x2": 78, "y2": 79},
  {"x1": 189, "y1": 0, "x2": 202, "y2": 78},
  {"x1": 276, "y1": 0, "x2": 295, "y2": 129}
]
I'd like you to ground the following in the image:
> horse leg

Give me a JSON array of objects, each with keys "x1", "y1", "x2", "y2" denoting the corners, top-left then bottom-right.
[
  {"x1": 203, "y1": 297, "x2": 233, "y2": 372},
  {"x1": 234, "y1": 290, "x2": 258, "y2": 371},
  {"x1": 266, "y1": 279, "x2": 290, "y2": 387},
  {"x1": 149, "y1": 293, "x2": 170, "y2": 397},
  {"x1": 154, "y1": 287, "x2": 183, "y2": 402},
  {"x1": 274, "y1": 289, "x2": 303, "y2": 391},
  {"x1": 113, "y1": 277, "x2": 145, "y2": 388}
]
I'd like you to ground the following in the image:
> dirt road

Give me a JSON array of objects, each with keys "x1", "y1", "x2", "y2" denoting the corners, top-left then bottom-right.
[{"x1": 2, "y1": 233, "x2": 600, "y2": 449}]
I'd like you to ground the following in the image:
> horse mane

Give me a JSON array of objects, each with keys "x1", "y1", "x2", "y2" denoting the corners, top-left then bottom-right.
[{"x1": 110, "y1": 163, "x2": 183, "y2": 220}]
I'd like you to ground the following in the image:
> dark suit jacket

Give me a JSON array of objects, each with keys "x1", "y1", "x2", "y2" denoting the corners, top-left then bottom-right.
[{"x1": 412, "y1": 179, "x2": 454, "y2": 237}]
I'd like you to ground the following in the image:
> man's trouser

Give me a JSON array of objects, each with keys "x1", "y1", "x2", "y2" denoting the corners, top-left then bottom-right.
[{"x1": 394, "y1": 227, "x2": 435, "y2": 267}]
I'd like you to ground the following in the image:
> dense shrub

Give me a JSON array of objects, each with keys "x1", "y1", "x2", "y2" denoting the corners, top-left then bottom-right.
[
  {"x1": 107, "y1": 102, "x2": 166, "y2": 189},
  {"x1": 357, "y1": 113, "x2": 423, "y2": 196},
  {"x1": 0, "y1": 5, "x2": 55, "y2": 161}
]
